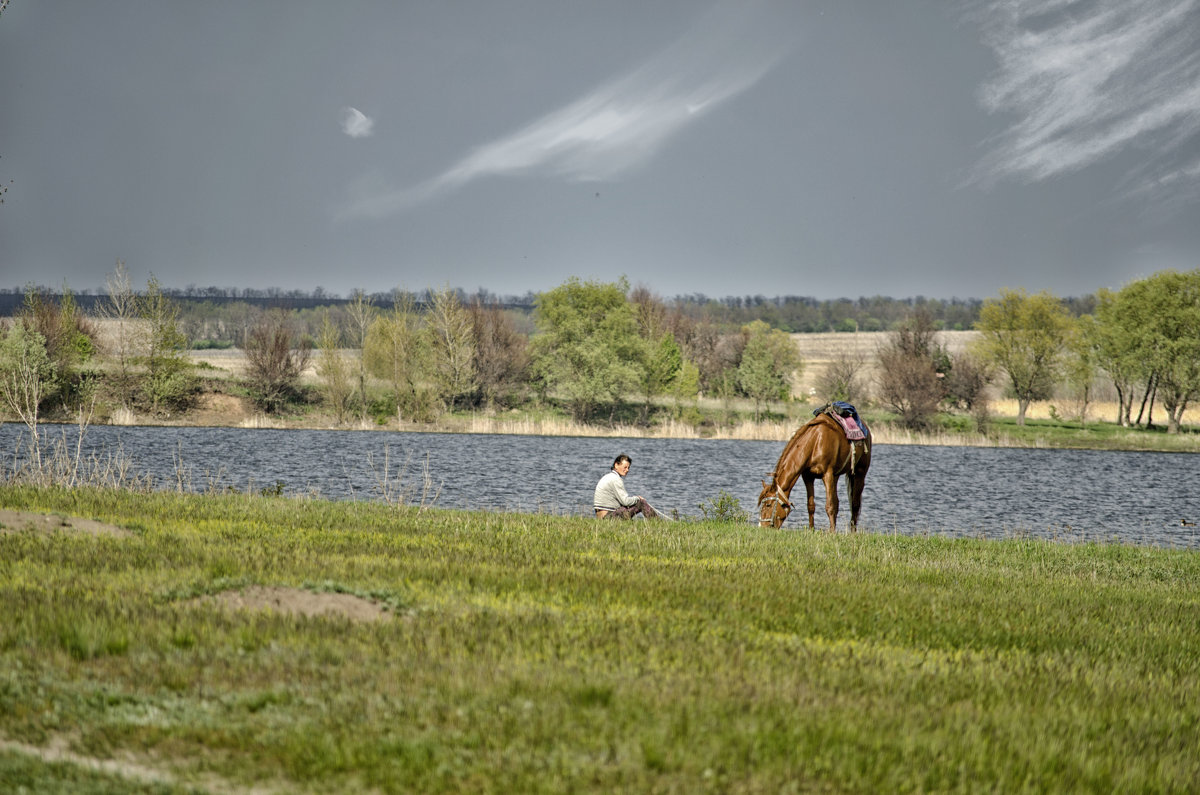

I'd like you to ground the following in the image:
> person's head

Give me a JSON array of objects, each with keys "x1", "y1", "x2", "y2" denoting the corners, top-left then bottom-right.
[{"x1": 612, "y1": 454, "x2": 631, "y2": 476}]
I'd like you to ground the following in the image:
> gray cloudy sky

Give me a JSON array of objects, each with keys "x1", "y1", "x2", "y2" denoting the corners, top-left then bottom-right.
[{"x1": 2, "y1": 0, "x2": 1199, "y2": 301}]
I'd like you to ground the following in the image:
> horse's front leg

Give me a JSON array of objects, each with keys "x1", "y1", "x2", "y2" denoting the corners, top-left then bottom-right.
[
  {"x1": 803, "y1": 475, "x2": 817, "y2": 529},
  {"x1": 823, "y1": 472, "x2": 840, "y2": 532}
]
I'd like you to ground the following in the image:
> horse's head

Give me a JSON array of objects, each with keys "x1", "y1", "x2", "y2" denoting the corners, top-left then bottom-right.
[{"x1": 757, "y1": 478, "x2": 792, "y2": 528}]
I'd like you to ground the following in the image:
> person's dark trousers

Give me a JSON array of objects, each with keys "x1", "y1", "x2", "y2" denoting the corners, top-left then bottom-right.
[{"x1": 608, "y1": 498, "x2": 658, "y2": 519}]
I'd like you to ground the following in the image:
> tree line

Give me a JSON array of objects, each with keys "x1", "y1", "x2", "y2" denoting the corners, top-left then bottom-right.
[
  {"x1": 6, "y1": 283, "x2": 1100, "y2": 337},
  {"x1": 869, "y1": 275, "x2": 1200, "y2": 435},
  {"x1": 1, "y1": 265, "x2": 1197, "y2": 436}
]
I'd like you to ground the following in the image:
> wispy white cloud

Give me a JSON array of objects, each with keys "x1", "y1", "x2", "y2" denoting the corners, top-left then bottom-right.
[
  {"x1": 341, "y1": 107, "x2": 375, "y2": 139},
  {"x1": 339, "y1": 2, "x2": 792, "y2": 219},
  {"x1": 1118, "y1": 151, "x2": 1200, "y2": 219},
  {"x1": 971, "y1": 0, "x2": 1200, "y2": 199}
]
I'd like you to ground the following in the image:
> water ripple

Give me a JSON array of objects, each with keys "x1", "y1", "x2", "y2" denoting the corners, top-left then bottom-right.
[{"x1": 4, "y1": 424, "x2": 1199, "y2": 549}]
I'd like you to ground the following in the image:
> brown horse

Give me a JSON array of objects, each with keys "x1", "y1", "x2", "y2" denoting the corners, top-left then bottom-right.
[{"x1": 757, "y1": 409, "x2": 871, "y2": 530}]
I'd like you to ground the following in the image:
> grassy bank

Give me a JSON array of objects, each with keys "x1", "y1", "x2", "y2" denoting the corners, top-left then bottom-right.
[{"x1": 2, "y1": 486, "x2": 1198, "y2": 792}]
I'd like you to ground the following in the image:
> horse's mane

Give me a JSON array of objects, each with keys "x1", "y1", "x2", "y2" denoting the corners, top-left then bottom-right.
[
  {"x1": 762, "y1": 414, "x2": 829, "y2": 491},
  {"x1": 775, "y1": 413, "x2": 830, "y2": 464}
]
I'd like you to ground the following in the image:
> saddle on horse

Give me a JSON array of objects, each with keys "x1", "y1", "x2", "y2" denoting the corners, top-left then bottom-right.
[{"x1": 813, "y1": 401, "x2": 867, "y2": 441}]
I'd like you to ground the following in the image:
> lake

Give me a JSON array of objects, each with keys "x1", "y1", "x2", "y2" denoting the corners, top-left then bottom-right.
[{"x1": 3, "y1": 423, "x2": 1199, "y2": 549}]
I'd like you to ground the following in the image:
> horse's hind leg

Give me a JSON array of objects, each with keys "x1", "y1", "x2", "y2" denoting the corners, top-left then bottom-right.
[
  {"x1": 848, "y1": 474, "x2": 865, "y2": 531},
  {"x1": 823, "y1": 472, "x2": 840, "y2": 532}
]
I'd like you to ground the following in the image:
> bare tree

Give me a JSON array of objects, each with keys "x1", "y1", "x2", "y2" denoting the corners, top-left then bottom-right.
[
  {"x1": 875, "y1": 310, "x2": 947, "y2": 430},
  {"x1": 685, "y1": 320, "x2": 746, "y2": 396},
  {"x1": 941, "y1": 351, "x2": 993, "y2": 433},
  {"x1": 0, "y1": 322, "x2": 57, "y2": 471},
  {"x1": 631, "y1": 285, "x2": 670, "y2": 339},
  {"x1": 99, "y1": 259, "x2": 142, "y2": 408},
  {"x1": 467, "y1": 300, "x2": 529, "y2": 408},
  {"x1": 427, "y1": 287, "x2": 477, "y2": 411},
  {"x1": 344, "y1": 289, "x2": 376, "y2": 419},
  {"x1": 243, "y1": 310, "x2": 312, "y2": 413},
  {"x1": 815, "y1": 348, "x2": 869, "y2": 405},
  {"x1": 942, "y1": 351, "x2": 992, "y2": 412}
]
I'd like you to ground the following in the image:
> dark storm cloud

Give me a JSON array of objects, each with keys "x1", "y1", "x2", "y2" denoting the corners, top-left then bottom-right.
[{"x1": 1, "y1": 1, "x2": 1198, "y2": 300}]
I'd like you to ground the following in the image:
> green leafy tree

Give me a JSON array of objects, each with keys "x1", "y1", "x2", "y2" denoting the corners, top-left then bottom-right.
[
  {"x1": 529, "y1": 277, "x2": 641, "y2": 422},
  {"x1": 138, "y1": 275, "x2": 194, "y2": 414},
  {"x1": 630, "y1": 287, "x2": 684, "y2": 423},
  {"x1": 363, "y1": 293, "x2": 432, "y2": 422},
  {"x1": 973, "y1": 289, "x2": 1073, "y2": 426},
  {"x1": 1060, "y1": 316, "x2": 1099, "y2": 426},
  {"x1": 16, "y1": 284, "x2": 97, "y2": 411},
  {"x1": 316, "y1": 310, "x2": 352, "y2": 424},
  {"x1": 638, "y1": 332, "x2": 684, "y2": 423},
  {"x1": 737, "y1": 320, "x2": 802, "y2": 421},
  {"x1": 1080, "y1": 288, "x2": 1146, "y2": 426},
  {"x1": 1120, "y1": 270, "x2": 1200, "y2": 434},
  {"x1": 669, "y1": 358, "x2": 701, "y2": 414}
]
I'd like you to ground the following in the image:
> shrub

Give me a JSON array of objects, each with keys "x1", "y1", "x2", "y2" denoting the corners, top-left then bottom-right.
[{"x1": 698, "y1": 490, "x2": 749, "y2": 523}]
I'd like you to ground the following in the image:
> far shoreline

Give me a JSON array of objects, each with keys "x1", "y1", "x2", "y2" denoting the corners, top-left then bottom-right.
[{"x1": 14, "y1": 401, "x2": 1198, "y2": 454}]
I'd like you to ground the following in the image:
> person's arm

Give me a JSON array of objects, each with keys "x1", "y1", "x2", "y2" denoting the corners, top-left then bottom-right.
[{"x1": 612, "y1": 475, "x2": 638, "y2": 507}]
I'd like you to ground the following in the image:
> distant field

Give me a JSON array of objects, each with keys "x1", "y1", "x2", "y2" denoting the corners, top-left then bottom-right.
[{"x1": 789, "y1": 330, "x2": 976, "y2": 394}]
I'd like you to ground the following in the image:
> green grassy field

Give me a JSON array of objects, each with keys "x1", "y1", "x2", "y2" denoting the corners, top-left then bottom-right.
[{"x1": 2, "y1": 485, "x2": 1198, "y2": 793}]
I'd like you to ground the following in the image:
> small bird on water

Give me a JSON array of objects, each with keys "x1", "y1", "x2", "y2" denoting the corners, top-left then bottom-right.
[{"x1": 1181, "y1": 519, "x2": 1196, "y2": 527}]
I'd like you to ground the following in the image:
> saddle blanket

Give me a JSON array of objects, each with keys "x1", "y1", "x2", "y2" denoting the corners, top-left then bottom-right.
[
  {"x1": 835, "y1": 414, "x2": 866, "y2": 441},
  {"x1": 815, "y1": 401, "x2": 868, "y2": 441}
]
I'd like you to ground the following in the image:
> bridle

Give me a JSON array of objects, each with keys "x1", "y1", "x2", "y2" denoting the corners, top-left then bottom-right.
[{"x1": 758, "y1": 478, "x2": 793, "y2": 526}]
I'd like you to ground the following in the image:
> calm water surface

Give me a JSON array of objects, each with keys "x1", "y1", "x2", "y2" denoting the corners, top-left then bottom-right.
[{"x1": 4, "y1": 424, "x2": 1199, "y2": 549}]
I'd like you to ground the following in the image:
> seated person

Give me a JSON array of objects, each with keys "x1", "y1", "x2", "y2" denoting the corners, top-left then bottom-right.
[{"x1": 593, "y1": 453, "x2": 660, "y2": 519}]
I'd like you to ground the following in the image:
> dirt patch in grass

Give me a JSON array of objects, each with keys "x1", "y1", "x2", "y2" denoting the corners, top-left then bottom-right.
[
  {"x1": 200, "y1": 585, "x2": 389, "y2": 622},
  {"x1": 0, "y1": 509, "x2": 134, "y2": 538}
]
